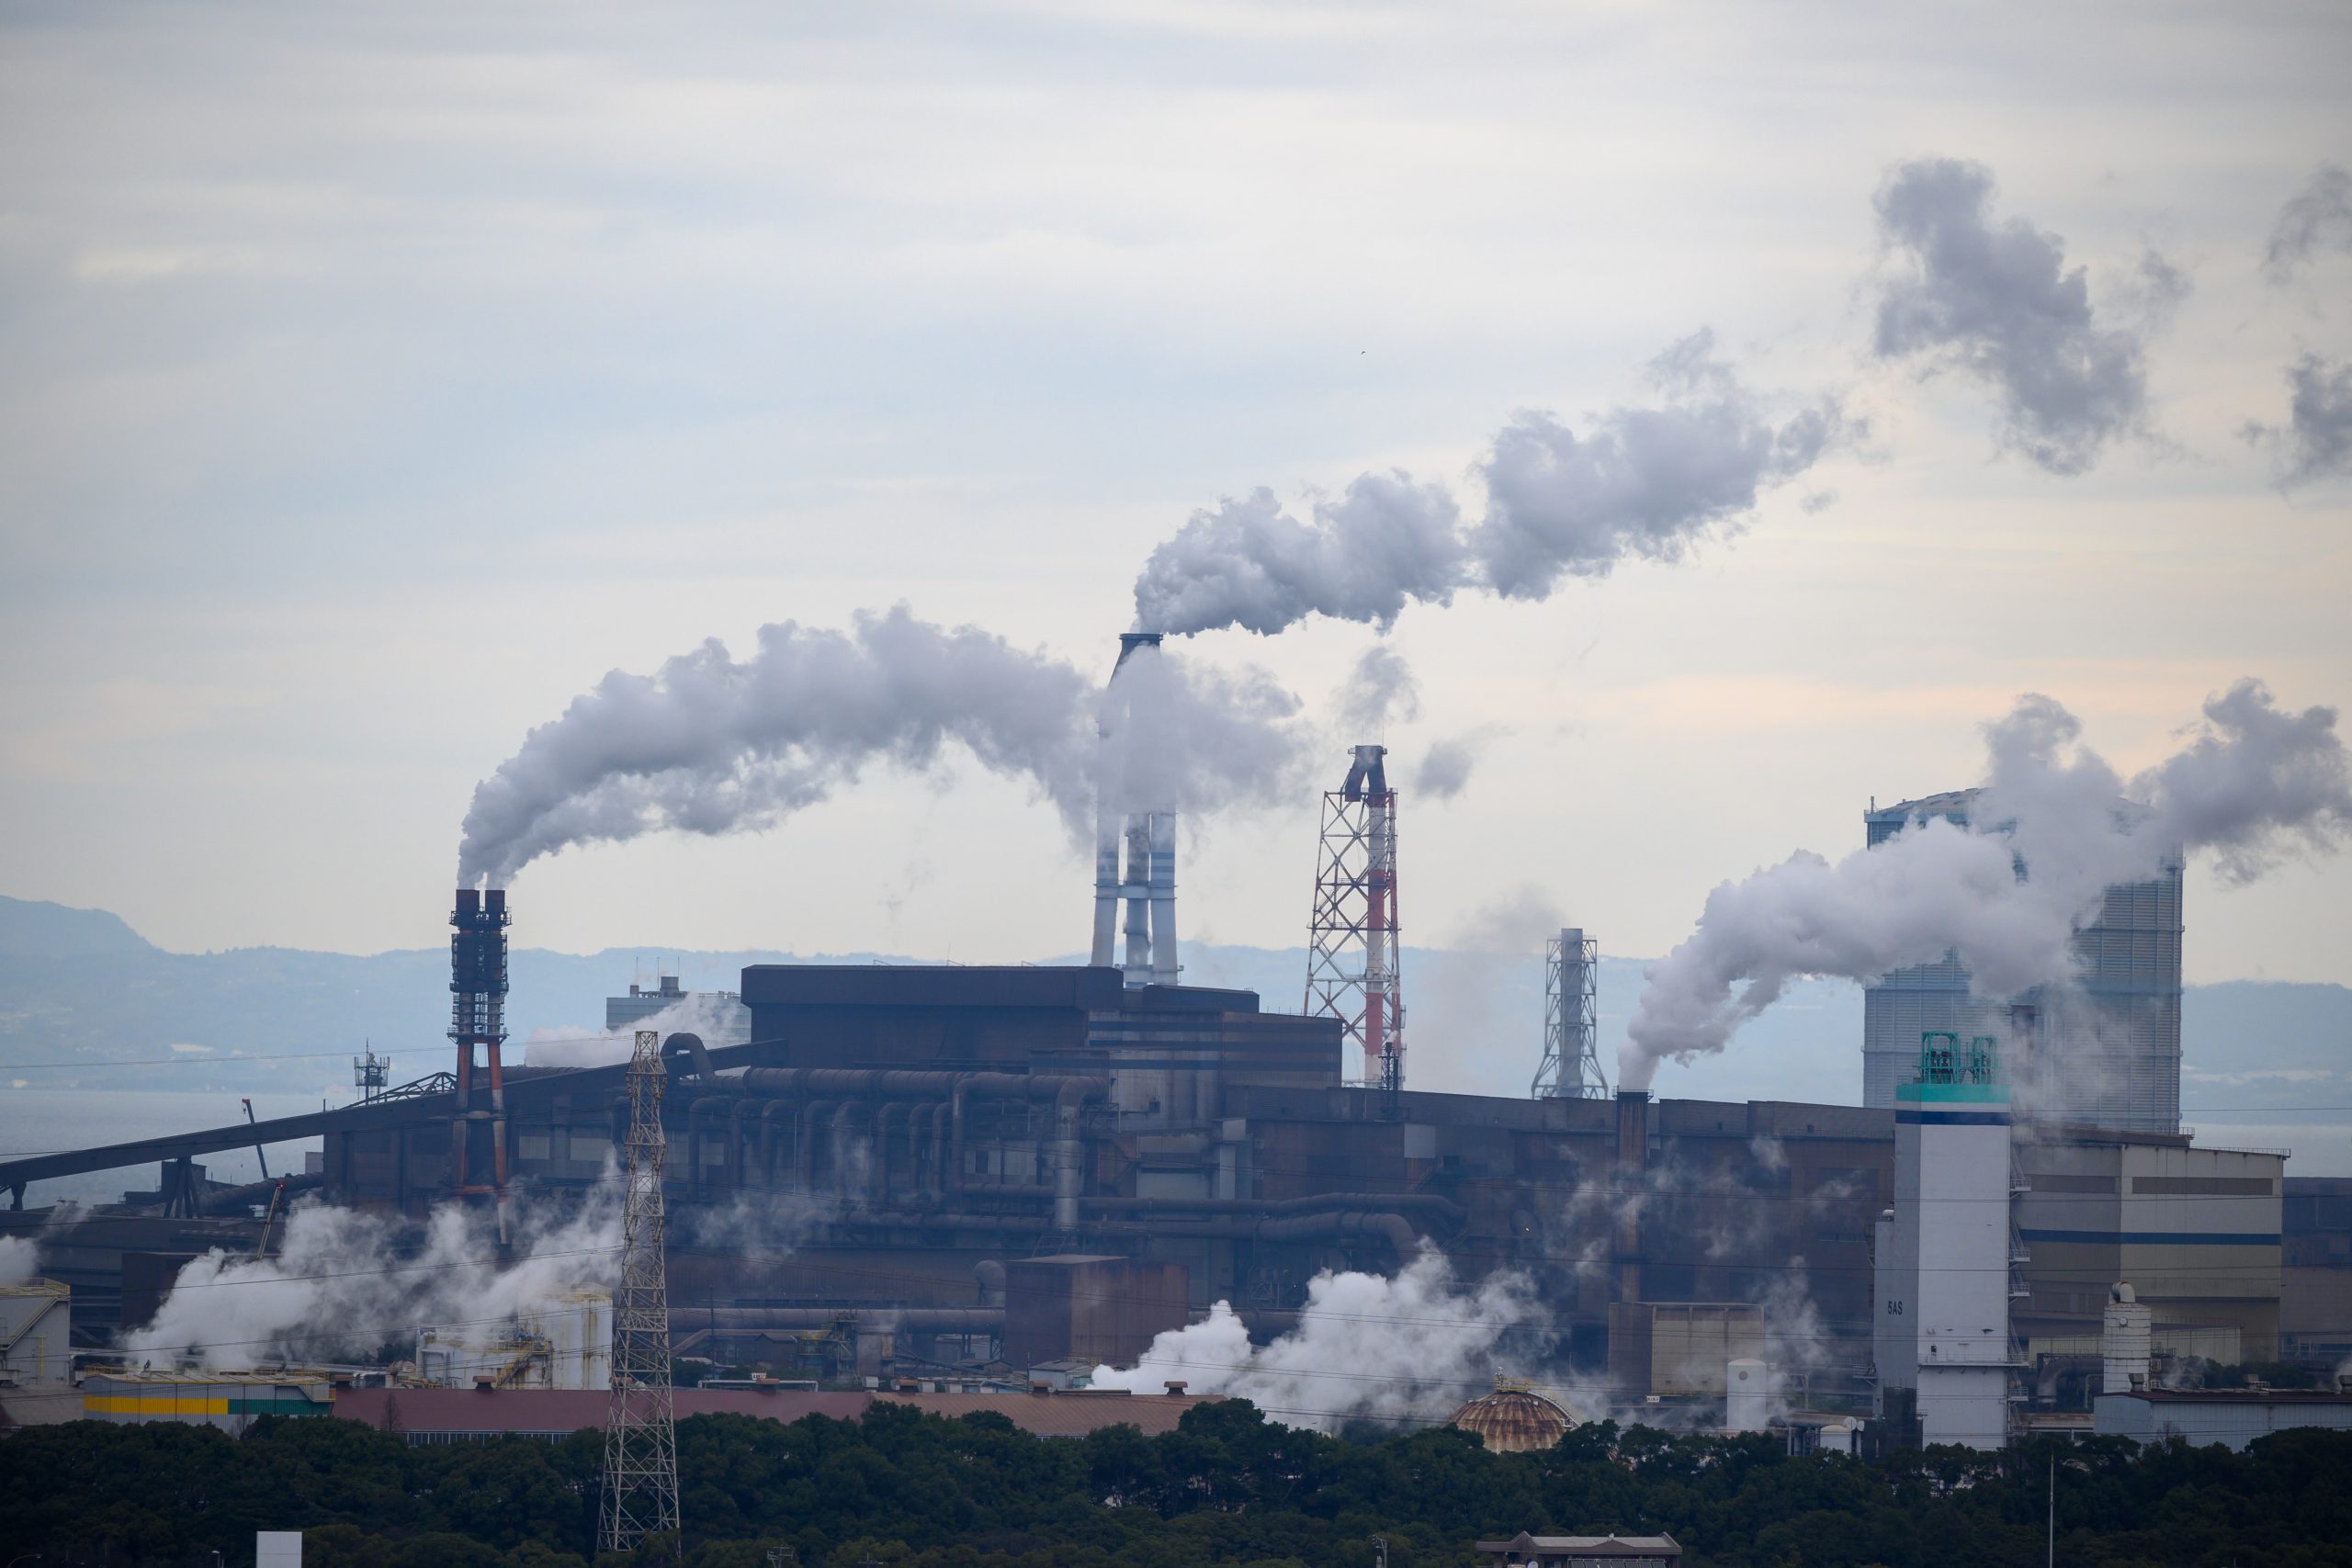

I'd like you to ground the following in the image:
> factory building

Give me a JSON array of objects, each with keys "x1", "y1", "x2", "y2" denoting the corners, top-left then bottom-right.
[
  {"x1": 416, "y1": 1287, "x2": 613, "y2": 1391},
  {"x1": 607, "y1": 974, "x2": 752, "y2": 1047},
  {"x1": 2093, "y1": 1381, "x2": 2352, "y2": 1450},
  {"x1": 82, "y1": 1371, "x2": 336, "y2": 1434},
  {"x1": 1861, "y1": 791, "x2": 2183, "y2": 1134},
  {"x1": 1, "y1": 1277, "x2": 73, "y2": 1385}
]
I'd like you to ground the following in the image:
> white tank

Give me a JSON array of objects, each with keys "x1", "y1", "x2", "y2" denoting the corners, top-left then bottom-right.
[
  {"x1": 1725, "y1": 1357, "x2": 1770, "y2": 1433},
  {"x1": 2101, "y1": 1281, "x2": 2152, "y2": 1394}
]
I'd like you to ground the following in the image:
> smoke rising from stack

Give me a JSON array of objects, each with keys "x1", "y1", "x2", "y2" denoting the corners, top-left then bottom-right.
[
  {"x1": 458, "y1": 606, "x2": 1307, "y2": 886},
  {"x1": 125, "y1": 1182, "x2": 623, "y2": 1369},
  {"x1": 1621, "y1": 679, "x2": 2352, "y2": 1089},
  {"x1": 1091, "y1": 1246, "x2": 1543, "y2": 1431},
  {"x1": 1131, "y1": 332, "x2": 1841, "y2": 638},
  {"x1": 0, "y1": 1235, "x2": 37, "y2": 1287}
]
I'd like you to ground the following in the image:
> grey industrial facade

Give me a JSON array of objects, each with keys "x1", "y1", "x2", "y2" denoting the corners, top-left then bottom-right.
[{"x1": 1862, "y1": 791, "x2": 2185, "y2": 1135}]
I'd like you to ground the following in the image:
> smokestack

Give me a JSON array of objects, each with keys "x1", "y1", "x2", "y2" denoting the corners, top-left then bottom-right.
[
  {"x1": 1614, "y1": 1089, "x2": 1649, "y2": 1305},
  {"x1": 449, "y1": 886, "x2": 513, "y2": 1238},
  {"x1": 1099, "y1": 633, "x2": 1179, "y2": 988}
]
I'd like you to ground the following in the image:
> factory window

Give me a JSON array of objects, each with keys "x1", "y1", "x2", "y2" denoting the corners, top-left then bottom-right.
[
  {"x1": 516, "y1": 1134, "x2": 551, "y2": 1162},
  {"x1": 2032, "y1": 1174, "x2": 2120, "y2": 1194},
  {"x1": 569, "y1": 1131, "x2": 608, "y2": 1163},
  {"x1": 2131, "y1": 1176, "x2": 2274, "y2": 1195}
]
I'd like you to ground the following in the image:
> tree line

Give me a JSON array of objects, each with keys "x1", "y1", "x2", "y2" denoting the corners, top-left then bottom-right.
[{"x1": 1, "y1": 1402, "x2": 2346, "y2": 1568}]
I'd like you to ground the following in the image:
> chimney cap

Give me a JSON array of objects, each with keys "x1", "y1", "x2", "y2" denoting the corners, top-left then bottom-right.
[{"x1": 1164, "y1": 1381, "x2": 1188, "y2": 1397}]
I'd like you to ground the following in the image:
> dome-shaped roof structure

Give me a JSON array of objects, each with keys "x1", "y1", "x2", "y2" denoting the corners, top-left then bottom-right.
[{"x1": 1447, "y1": 1384, "x2": 1574, "y2": 1452}]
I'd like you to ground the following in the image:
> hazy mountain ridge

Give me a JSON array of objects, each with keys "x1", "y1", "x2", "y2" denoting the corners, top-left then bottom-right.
[{"x1": 2, "y1": 897, "x2": 2344, "y2": 1118}]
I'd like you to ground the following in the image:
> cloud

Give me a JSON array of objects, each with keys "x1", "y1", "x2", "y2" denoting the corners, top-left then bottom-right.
[
  {"x1": 1871, "y1": 157, "x2": 2152, "y2": 474},
  {"x1": 2244, "y1": 353, "x2": 2352, "y2": 491},
  {"x1": 2264, "y1": 164, "x2": 2352, "y2": 283}
]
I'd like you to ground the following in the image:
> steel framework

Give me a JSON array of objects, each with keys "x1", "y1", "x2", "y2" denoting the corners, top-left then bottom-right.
[
  {"x1": 1305, "y1": 744, "x2": 1404, "y2": 1100},
  {"x1": 599, "y1": 1029, "x2": 681, "y2": 1556},
  {"x1": 1532, "y1": 928, "x2": 1607, "y2": 1099}
]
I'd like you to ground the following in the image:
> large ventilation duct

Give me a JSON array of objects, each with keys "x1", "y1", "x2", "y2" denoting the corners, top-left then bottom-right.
[{"x1": 1090, "y1": 632, "x2": 1178, "y2": 987}]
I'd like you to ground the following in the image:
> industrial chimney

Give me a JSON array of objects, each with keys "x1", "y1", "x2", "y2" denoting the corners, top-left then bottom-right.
[
  {"x1": 449, "y1": 886, "x2": 513, "y2": 1236},
  {"x1": 1091, "y1": 633, "x2": 1178, "y2": 987}
]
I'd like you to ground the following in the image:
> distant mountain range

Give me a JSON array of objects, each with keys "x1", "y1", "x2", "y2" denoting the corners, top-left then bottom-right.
[{"x1": 3, "y1": 895, "x2": 2346, "y2": 1125}]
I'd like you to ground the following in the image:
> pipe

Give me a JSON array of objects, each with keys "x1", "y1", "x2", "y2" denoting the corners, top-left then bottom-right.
[
  {"x1": 1091, "y1": 820, "x2": 1122, "y2": 967},
  {"x1": 796, "y1": 1100, "x2": 835, "y2": 1192},
  {"x1": 829, "y1": 1102, "x2": 867, "y2": 1194},
  {"x1": 758, "y1": 1100, "x2": 794, "y2": 1188},
  {"x1": 1148, "y1": 811, "x2": 1178, "y2": 986},
  {"x1": 874, "y1": 1102, "x2": 912, "y2": 1201},
  {"x1": 1121, "y1": 818, "x2": 1152, "y2": 986},
  {"x1": 1256, "y1": 1209, "x2": 1419, "y2": 1258},
  {"x1": 695, "y1": 1307, "x2": 1004, "y2": 1333},
  {"x1": 1077, "y1": 1193, "x2": 1465, "y2": 1224}
]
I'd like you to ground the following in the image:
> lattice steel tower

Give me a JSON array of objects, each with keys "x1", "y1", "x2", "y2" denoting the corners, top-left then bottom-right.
[
  {"x1": 1532, "y1": 928, "x2": 1607, "y2": 1099},
  {"x1": 600, "y1": 1029, "x2": 680, "y2": 1555},
  {"x1": 1306, "y1": 744, "x2": 1404, "y2": 1100}
]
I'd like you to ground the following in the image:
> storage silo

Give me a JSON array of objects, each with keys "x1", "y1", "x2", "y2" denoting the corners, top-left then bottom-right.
[{"x1": 1860, "y1": 790, "x2": 2182, "y2": 1134}]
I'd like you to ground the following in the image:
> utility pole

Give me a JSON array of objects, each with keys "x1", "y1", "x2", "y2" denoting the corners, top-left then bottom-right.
[{"x1": 600, "y1": 1029, "x2": 681, "y2": 1555}]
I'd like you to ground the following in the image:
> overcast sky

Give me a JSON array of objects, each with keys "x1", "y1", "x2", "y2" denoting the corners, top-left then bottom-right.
[{"x1": 3, "y1": 1, "x2": 2347, "y2": 990}]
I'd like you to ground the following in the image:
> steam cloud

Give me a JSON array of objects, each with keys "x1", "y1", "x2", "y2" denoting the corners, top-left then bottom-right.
[
  {"x1": 1416, "y1": 735, "x2": 1480, "y2": 802},
  {"x1": 1871, "y1": 158, "x2": 2153, "y2": 474},
  {"x1": 2264, "y1": 164, "x2": 2352, "y2": 283},
  {"x1": 1130, "y1": 333, "x2": 1840, "y2": 638},
  {"x1": 125, "y1": 1184, "x2": 622, "y2": 1369},
  {"x1": 458, "y1": 606, "x2": 1306, "y2": 886},
  {"x1": 1091, "y1": 1246, "x2": 1544, "y2": 1431},
  {"x1": 1622, "y1": 679, "x2": 2352, "y2": 1089},
  {"x1": 525, "y1": 990, "x2": 747, "y2": 1070},
  {"x1": 2245, "y1": 354, "x2": 2352, "y2": 491},
  {"x1": 1334, "y1": 645, "x2": 1419, "y2": 735},
  {"x1": 0, "y1": 1235, "x2": 38, "y2": 1287}
]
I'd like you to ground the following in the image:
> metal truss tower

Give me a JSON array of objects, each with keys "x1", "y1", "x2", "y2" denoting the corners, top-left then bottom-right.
[
  {"x1": 1305, "y1": 744, "x2": 1404, "y2": 1103},
  {"x1": 600, "y1": 1029, "x2": 681, "y2": 1556},
  {"x1": 1532, "y1": 927, "x2": 1608, "y2": 1100}
]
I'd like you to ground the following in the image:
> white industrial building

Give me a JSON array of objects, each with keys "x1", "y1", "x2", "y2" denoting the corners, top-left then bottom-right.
[
  {"x1": 416, "y1": 1286, "x2": 612, "y2": 1391},
  {"x1": 1874, "y1": 1033, "x2": 2019, "y2": 1450},
  {"x1": 2094, "y1": 1383, "x2": 2352, "y2": 1450}
]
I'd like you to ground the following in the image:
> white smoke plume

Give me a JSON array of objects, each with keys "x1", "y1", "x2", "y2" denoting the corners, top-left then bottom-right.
[
  {"x1": 1415, "y1": 734, "x2": 1483, "y2": 803},
  {"x1": 1091, "y1": 1246, "x2": 1542, "y2": 1431},
  {"x1": 1131, "y1": 333, "x2": 1840, "y2": 637},
  {"x1": 123, "y1": 1181, "x2": 622, "y2": 1369},
  {"x1": 1622, "y1": 679, "x2": 2352, "y2": 1089},
  {"x1": 458, "y1": 605, "x2": 1307, "y2": 886},
  {"x1": 1871, "y1": 157, "x2": 2154, "y2": 475},
  {"x1": 1334, "y1": 645, "x2": 1419, "y2": 736},
  {"x1": 0, "y1": 1234, "x2": 39, "y2": 1287},
  {"x1": 525, "y1": 990, "x2": 748, "y2": 1070}
]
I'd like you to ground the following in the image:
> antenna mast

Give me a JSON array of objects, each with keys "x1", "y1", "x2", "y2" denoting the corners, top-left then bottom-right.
[{"x1": 600, "y1": 1029, "x2": 680, "y2": 1555}]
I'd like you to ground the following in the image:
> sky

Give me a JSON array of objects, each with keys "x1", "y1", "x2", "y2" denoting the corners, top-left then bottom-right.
[{"x1": 2, "y1": 0, "x2": 2347, "y2": 987}]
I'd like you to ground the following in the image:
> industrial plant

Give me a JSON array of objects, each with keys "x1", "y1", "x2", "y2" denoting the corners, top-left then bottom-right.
[{"x1": 2, "y1": 640, "x2": 2346, "y2": 1464}]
